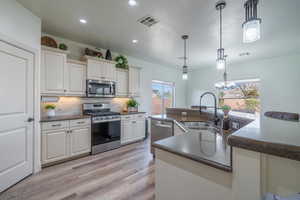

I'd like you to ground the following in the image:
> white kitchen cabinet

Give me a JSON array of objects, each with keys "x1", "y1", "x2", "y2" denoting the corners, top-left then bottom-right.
[
  {"x1": 41, "y1": 47, "x2": 68, "y2": 94},
  {"x1": 66, "y1": 60, "x2": 86, "y2": 96},
  {"x1": 41, "y1": 118, "x2": 91, "y2": 166},
  {"x1": 70, "y1": 127, "x2": 91, "y2": 157},
  {"x1": 116, "y1": 69, "x2": 129, "y2": 96},
  {"x1": 87, "y1": 59, "x2": 101, "y2": 80},
  {"x1": 42, "y1": 130, "x2": 69, "y2": 164},
  {"x1": 129, "y1": 67, "x2": 141, "y2": 97},
  {"x1": 41, "y1": 47, "x2": 86, "y2": 96},
  {"x1": 121, "y1": 114, "x2": 146, "y2": 145},
  {"x1": 121, "y1": 119, "x2": 133, "y2": 144},
  {"x1": 85, "y1": 56, "x2": 116, "y2": 81}
]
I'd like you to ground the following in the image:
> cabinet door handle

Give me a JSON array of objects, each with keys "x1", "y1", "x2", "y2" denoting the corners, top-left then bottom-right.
[
  {"x1": 52, "y1": 124, "x2": 61, "y2": 127},
  {"x1": 132, "y1": 121, "x2": 137, "y2": 124}
]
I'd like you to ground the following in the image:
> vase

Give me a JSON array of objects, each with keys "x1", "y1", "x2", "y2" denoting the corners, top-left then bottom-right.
[
  {"x1": 128, "y1": 107, "x2": 138, "y2": 112},
  {"x1": 47, "y1": 109, "x2": 56, "y2": 117},
  {"x1": 223, "y1": 110, "x2": 230, "y2": 116},
  {"x1": 105, "y1": 49, "x2": 112, "y2": 60}
]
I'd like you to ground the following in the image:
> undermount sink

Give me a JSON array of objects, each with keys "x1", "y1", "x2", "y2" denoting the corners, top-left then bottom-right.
[{"x1": 181, "y1": 121, "x2": 220, "y2": 133}]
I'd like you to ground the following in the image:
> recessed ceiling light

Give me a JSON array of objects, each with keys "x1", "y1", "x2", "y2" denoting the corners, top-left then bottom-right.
[
  {"x1": 79, "y1": 19, "x2": 87, "y2": 24},
  {"x1": 128, "y1": 0, "x2": 137, "y2": 6},
  {"x1": 132, "y1": 39, "x2": 138, "y2": 44}
]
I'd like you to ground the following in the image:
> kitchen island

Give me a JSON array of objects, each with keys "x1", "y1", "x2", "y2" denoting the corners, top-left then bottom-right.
[{"x1": 152, "y1": 108, "x2": 300, "y2": 200}]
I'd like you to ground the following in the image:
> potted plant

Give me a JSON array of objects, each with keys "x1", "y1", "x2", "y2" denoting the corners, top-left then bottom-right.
[
  {"x1": 45, "y1": 104, "x2": 56, "y2": 117},
  {"x1": 115, "y1": 55, "x2": 129, "y2": 69},
  {"x1": 221, "y1": 105, "x2": 231, "y2": 116},
  {"x1": 127, "y1": 99, "x2": 139, "y2": 112}
]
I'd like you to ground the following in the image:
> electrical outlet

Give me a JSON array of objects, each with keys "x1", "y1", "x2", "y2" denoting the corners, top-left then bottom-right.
[{"x1": 232, "y1": 122, "x2": 240, "y2": 129}]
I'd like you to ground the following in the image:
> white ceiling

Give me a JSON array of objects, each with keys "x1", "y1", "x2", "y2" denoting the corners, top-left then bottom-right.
[{"x1": 17, "y1": 0, "x2": 300, "y2": 69}]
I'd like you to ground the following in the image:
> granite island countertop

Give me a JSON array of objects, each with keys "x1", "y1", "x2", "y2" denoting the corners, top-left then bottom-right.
[
  {"x1": 153, "y1": 131, "x2": 232, "y2": 172},
  {"x1": 151, "y1": 113, "x2": 234, "y2": 172},
  {"x1": 228, "y1": 116, "x2": 300, "y2": 161},
  {"x1": 152, "y1": 109, "x2": 300, "y2": 172}
]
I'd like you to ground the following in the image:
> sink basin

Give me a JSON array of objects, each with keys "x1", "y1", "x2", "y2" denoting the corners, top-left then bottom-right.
[{"x1": 181, "y1": 121, "x2": 220, "y2": 133}]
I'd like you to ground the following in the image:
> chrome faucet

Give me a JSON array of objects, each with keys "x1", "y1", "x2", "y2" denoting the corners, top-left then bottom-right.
[{"x1": 199, "y1": 92, "x2": 220, "y2": 126}]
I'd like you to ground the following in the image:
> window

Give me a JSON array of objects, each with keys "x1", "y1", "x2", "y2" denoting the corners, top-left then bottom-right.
[
  {"x1": 216, "y1": 79, "x2": 260, "y2": 117},
  {"x1": 151, "y1": 80, "x2": 175, "y2": 115}
]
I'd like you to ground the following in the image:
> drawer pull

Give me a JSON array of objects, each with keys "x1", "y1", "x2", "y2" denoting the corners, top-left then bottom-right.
[
  {"x1": 77, "y1": 121, "x2": 85, "y2": 124},
  {"x1": 132, "y1": 121, "x2": 137, "y2": 124},
  {"x1": 52, "y1": 124, "x2": 61, "y2": 127}
]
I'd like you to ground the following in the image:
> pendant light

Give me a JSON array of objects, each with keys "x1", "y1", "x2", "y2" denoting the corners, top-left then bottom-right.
[
  {"x1": 182, "y1": 35, "x2": 189, "y2": 80},
  {"x1": 216, "y1": 1, "x2": 226, "y2": 70},
  {"x1": 243, "y1": 0, "x2": 261, "y2": 43},
  {"x1": 215, "y1": 56, "x2": 236, "y2": 90}
]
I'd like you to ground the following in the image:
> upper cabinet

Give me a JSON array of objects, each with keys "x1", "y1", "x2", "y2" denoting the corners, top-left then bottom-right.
[
  {"x1": 116, "y1": 69, "x2": 129, "y2": 97},
  {"x1": 85, "y1": 56, "x2": 116, "y2": 82},
  {"x1": 41, "y1": 47, "x2": 67, "y2": 94},
  {"x1": 41, "y1": 47, "x2": 86, "y2": 96},
  {"x1": 66, "y1": 60, "x2": 86, "y2": 96},
  {"x1": 129, "y1": 66, "x2": 141, "y2": 97}
]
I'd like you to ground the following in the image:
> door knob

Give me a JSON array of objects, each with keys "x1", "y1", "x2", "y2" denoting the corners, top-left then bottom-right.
[{"x1": 27, "y1": 118, "x2": 34, "y2": 122}]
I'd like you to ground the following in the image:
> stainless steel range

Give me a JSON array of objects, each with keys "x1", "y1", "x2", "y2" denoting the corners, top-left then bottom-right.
[{"x1": 83, "y1": 103, "x2": 121, "y2": 154}]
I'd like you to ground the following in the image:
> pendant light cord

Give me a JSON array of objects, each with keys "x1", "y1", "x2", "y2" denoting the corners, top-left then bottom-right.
[
  {"x1": 184, "y1": 38, "x2": 187, "y2": 66},
  {"x1": 220, "y1": 6, "x2": 223, "y2": 49}
]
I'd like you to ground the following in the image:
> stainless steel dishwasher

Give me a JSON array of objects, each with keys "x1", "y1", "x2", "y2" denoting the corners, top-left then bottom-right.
[{"x1": 150, "y1": 118, "x2": 174, "y2": 154}]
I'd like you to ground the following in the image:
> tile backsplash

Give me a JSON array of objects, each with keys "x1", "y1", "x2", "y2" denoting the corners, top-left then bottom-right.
[{"x1": 41, "y1": 97, "x2": 131, "y2": 117}]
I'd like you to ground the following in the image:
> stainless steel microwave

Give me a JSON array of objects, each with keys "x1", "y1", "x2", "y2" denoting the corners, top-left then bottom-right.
[{"x1": 87, "y1": 80, "x2": 116, "y2": 98}]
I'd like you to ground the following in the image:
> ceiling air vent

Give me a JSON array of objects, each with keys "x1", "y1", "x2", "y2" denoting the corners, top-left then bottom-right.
[{"x1": 138, "y1": 15, "x2": 159, "y2": 27}]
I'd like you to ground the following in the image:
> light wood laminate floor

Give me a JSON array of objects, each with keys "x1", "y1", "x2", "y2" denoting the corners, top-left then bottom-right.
[{"x1": 0, "y1": 140, "x2": 154, "y2": 200}]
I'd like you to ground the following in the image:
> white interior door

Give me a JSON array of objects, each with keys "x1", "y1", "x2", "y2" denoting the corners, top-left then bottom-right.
[{"x1": 0, "y1": 41, "x2": 34, "y2": 192}]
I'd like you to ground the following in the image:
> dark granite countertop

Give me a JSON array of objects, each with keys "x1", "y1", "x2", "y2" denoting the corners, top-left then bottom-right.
[
  {"x1": 153, "y1": 131, "x2": 232, "y2": 172},
  {"x1": 228, "y1": 116, "x2": 300, "y2": 161},
  {"x1": 120, "y1": 112, "x2": 147, "y2": 115},
  {"x1": 40, "y1": 115, "x2": 91, "y2": 122}
]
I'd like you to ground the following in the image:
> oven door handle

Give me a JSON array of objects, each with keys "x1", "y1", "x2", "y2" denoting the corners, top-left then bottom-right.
[{"x1": 93, "y1": 119, "x2": 121, "y2": 123}]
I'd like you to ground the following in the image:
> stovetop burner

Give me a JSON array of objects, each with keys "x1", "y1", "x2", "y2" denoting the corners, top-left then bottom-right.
[{"x1": 84, "y1": 111, "x2": 120, "y2": 117}]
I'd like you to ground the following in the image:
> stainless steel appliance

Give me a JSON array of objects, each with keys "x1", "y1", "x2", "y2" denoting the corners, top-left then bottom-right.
[
  {"x1": 83, "y1": 103, "x2": 121, "y2": 154},
  {"x1": 150, "y1": 118, "x2": 174, "y2": 155},
  {"x1": 87, "y1": 79, "x2": 116, "y2": 98}
]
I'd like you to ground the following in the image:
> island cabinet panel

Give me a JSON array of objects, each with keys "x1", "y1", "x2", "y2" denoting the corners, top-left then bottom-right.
[
  {"x1": 155, "y1": 149, "x2": 233, "y2": 200},
  {"x1": 121, "y1": 114, "x2": 146, "y2": 145}
]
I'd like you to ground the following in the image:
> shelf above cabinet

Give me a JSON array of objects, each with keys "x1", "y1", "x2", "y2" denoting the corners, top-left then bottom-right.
[
  {"x1": 42, "y1": 46, "x2": 70, "y2": 55},
  {"x1": 82, "y1": 55, "x2": 117, "y2": 65}
]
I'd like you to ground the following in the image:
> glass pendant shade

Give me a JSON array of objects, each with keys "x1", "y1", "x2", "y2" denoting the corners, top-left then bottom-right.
[
  {"x1": 182, "y1": 72, "x2": 188, "y2": 80},
  {"x1": 216, "y1": 58, "x2": 225, "y2": 70},
  {"x1": 215, "y1": 81, "x2": 236, "y2": 90},
  {"x1": 243, "y1": 19, "x2": 261, "y2": 43},
  {"x1": 182, "y1": 65, "x2": 188, "y2": 80}
]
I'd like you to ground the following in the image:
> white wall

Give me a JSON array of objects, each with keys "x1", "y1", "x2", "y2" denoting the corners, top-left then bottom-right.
[
  {"x1": 41, "y1": 34, "x2": 187, "y2": 114},
  {"x1": 0, "y1": 0, "x2": 41, "y2": 49},
  {"x1": 187, "y1": 53, "x2": 300, "y2": 114}
]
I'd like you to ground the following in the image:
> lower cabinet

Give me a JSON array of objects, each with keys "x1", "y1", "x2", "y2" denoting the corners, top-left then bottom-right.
[
  {"x1": 70, "y1": 127, "x2": 91, "y2": 157},
  {"x1": 121, "y1": 114, "x2": 146, "y2": 145},
  {"x1": 41, "y1": 118, "x2": 91, "y2": 166},
  {"x1": 42, "y1": 130, "x2": 69, "y2": 164}
]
